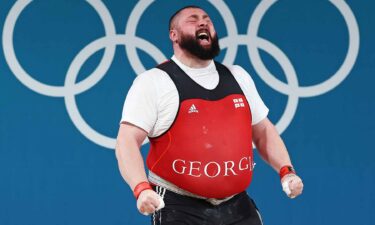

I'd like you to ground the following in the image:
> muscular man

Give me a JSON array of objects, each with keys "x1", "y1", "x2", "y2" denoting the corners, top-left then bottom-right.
[{"x1": 116, "y1": 5, "x2": 303, "y2": 225}]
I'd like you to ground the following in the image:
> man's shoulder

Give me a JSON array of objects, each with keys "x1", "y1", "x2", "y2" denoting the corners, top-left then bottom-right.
[
  {"x1": 219, "y1": 64, "x2": 259, "y2": 91},
  {"x1": 223, "y1": 64, "x2": 246, "y2": 74},
  {"x1": 131, "y1": 67, "x2": 176, "y2": 96},
  {"x1": 134, "y1": 67, "x2": 171, "y2": 83},
  {"x1": 221, "y1": 64, "x2": 253, "y2": 80},
  {"x1": 138, "y1": 67, "x2": 167, "y2": 77}
]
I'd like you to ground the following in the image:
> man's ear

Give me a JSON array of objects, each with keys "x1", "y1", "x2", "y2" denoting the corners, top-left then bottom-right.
[{"x1": 169, "y1": 29, "x2": 178, "y2": 43}]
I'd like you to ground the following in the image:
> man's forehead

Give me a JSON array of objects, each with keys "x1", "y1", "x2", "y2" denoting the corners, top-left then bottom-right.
[{"x1": 180, "y1": 8, "x2": 209, "y2": 19}]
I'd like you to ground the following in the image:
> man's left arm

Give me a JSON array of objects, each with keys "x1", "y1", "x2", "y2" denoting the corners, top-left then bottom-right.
[{"x1": 252, "y1": 117, "x2": 304, "y2": 198}]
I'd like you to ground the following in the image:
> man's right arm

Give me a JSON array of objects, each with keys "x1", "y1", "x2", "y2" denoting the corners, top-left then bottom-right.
[
  {"x1": 115, "y1": 122, "x2": 149, "y2": 190},
  {"x1": 115, "y1": 122, "x2": 162, "y2": 215}
]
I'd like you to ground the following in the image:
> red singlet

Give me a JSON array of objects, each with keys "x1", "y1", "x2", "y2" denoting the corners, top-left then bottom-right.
[{"x1": 147, "y1": 61, "x2": 253, "y2": 198}]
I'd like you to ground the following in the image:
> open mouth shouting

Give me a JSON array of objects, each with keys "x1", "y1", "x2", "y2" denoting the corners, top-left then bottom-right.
[{"x1": 196, "y1": 29, "x2": 211, "y2": 46}]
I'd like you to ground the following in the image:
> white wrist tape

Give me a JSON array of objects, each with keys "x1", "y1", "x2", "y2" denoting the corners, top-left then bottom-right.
[{"x1": 282, "y1": 179, "x2": 291, "y2": 195}]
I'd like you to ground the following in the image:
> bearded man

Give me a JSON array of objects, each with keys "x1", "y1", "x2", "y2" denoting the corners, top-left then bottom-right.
[{"x1": 115, "y1": 5, "x2": 303, "y2": 225}]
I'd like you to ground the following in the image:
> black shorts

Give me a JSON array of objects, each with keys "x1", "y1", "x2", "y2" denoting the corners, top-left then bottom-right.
[{"x1": 151, "y1": 186, "x2": 263, "y2": 225}]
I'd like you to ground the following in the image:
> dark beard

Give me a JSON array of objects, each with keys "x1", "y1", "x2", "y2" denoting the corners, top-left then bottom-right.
[{"x1": 179, "y1": 33, "x2": 220, "y2": 60}]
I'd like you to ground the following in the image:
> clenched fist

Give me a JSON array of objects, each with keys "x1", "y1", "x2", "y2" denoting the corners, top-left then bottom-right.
[
  {"x1": 136, "y1": 189, "x2": 165, "y2": 216},
  {"x1": 281, "y1": 174, "x2": 304, "y2": 198}
]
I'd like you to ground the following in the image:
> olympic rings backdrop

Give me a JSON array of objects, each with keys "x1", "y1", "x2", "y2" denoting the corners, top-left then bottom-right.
[{"x1": 0, "y1": 0, "x2": 374, "y2": 225}]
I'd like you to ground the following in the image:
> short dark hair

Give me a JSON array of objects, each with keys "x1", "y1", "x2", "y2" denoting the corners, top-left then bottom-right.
[{"x1": 169, "y1": 5, "x2": 203, "y2": 30}]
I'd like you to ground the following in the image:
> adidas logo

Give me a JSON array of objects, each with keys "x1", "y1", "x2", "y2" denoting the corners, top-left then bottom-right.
[{"x1": 188, "y1": 104, "x2": 199, "y2": 113}]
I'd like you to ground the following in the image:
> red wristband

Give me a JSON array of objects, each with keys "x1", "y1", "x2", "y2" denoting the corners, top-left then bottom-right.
[
  {"x1": 279, "y1": 165, "x2": 296, "y2": 179},
  {"x1": 133, "y1": 181, "x2": 152, "y2": 199}
]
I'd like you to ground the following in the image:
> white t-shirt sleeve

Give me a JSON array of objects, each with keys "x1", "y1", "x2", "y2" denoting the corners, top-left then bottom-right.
[
  {"x1": 229, "y1": 65, "x2": 269, "y2": 125},
  {"x1": 120, "y1": 69, "x2": 159, "y2": 133}
]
